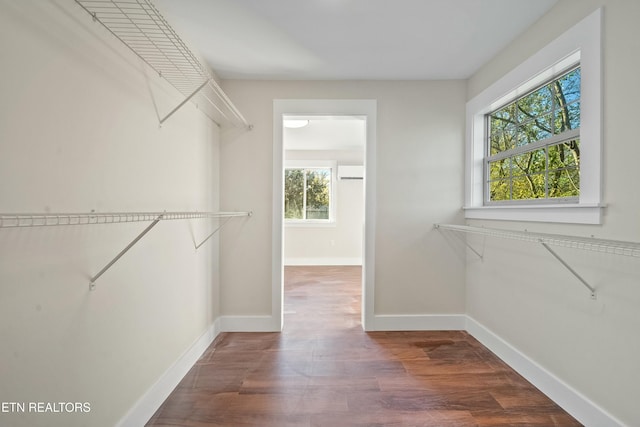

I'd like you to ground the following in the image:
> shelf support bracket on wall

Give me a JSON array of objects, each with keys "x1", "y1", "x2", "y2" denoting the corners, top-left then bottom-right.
[
  {"x1": 195, "y1": 217, "x2": 231, "y2": 250},
  {"x1": 89, "y1": 214, "x2": 164, "y2": 290},
  {"x1": 453, "y1": 229, "x2": 484, "y2": 260},
  {"x1": 435, "y1": 223, "x2": 483, "y2": 260},
  {"x1": 539, "y1": 241, "x2": 597, "y2": 299},
  {"x1": 194, "y1": 211, "x2": 252, "y2": 249},
  {"x1": 159, "y1": 79, "x2": 210, "y2": 125}
]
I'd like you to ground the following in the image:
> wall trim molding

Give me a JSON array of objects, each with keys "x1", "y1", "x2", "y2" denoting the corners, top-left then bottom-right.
[
  {"x1": 466, "y1": 316, "x2": 624, "y2": 427},
  {"x1": 373, "y1": 314, "x2": 467, "y2": 331},
  {"x1": 116, "y1": 318, "x2": 222, "y2": 427},
  {"x1": 284, "y1": 257, "x2": 362, "y2": 266}
]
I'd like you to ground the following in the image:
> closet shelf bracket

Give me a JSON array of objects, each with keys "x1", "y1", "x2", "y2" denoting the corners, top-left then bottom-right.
[
  {"x1": 89, "y1": 214, "x2": 163, "y2": 290},
  {"x1": 434, "y1": 223, "x2": 640, "y2": 299},
  {"x1": 539, "y1": 241, "x2": 597, "y2": 299},
  {"x1": 195, "y1": 212, "x2": 252, "y2": 250},
  {"x1": 159, "y1": 79, "x2": 210, "y2": 125}
]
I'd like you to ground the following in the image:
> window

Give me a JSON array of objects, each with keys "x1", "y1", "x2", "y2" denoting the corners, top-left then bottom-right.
[
  {"x1": 487, "y1": 66, "x2": 581, "y2": 203},
  {"x1": 284, "y1": 163, "x2": 335, "y2": 223},
  {"x1": 465, "y1": 8, "x2": 602, "y2": 224}
]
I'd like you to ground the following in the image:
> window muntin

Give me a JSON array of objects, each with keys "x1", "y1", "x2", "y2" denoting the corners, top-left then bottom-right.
[
  {"x1": 284, "y1": 167, "x2": 332, "y2": 221},
  {"x1": 485, "y1": 67, "x2": 581, "y2": 203}
]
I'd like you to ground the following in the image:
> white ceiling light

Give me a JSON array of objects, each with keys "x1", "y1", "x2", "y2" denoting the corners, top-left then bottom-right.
[{"x1": 283, "y1": 119, "x2": 309, "y2": 129}]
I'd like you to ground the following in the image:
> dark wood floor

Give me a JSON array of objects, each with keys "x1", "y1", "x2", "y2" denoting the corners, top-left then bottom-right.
[{"x1": 147, "y1": 265, "x2": 581, "y2": 426}]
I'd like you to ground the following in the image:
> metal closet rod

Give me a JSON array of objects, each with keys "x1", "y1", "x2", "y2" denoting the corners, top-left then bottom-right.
[
  {"x1": 434, "y1": 224, "x2": 640, "y2": 300},
  {"x1": 0, "y1": 211, "x2": 251, "y2": 228}
]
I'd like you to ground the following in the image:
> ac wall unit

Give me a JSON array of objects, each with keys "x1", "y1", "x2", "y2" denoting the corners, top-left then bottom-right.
[{"x1": 338, "y1": 165, "x2": 364, "y2": 180}]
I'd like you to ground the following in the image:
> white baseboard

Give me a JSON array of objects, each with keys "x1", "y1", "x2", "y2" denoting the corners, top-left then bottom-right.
[
  {"x1": 373, "y1": 314, "x2": 467, "y2": 331},
  {"x1": 219, "y1": 315, "x2": 281, "y2": 332},
  {"x1": 284, "y1": 257, "x2": 362, "y2": 266},
  {"x1": 466, "y1": 316, "x2": 624, "y2": 427},
  {"x1": 115, "y1": 318, "x2": 222, "y2": 427}
]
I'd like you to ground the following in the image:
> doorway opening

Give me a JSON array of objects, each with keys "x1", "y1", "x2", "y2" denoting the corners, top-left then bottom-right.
[
  {"x1": 272, "y1": 99, "x2": 377, "y2": 331},
  {"x1": 282, "y1": 115, "x2": 365, "y2": 330}
]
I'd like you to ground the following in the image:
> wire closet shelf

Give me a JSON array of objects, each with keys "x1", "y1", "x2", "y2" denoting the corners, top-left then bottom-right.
[
  {"x1": 1, "y1": 211, "x2": 252, "y2": 289},
  {"x1": 0, "y1": 211, "x2": 251, "y2": 228},
  {"x1": 74, "y1": 0, "x2": 250, "y2": 128},
  {"x1": 434, "y1": 224, "x2": 640, "y2": 258},
  {"x1": 435, "y1": 224, "x2": 640, "y2": 299}
]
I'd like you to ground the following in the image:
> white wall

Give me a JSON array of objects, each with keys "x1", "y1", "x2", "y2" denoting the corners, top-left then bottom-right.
[
  {"x1": 219, "y1": 80, "x2": 466, "y2": 323},
  {"x1": 284, "y1": 149, "x2": 364, "y2": 265},
  {"x1": 0, "y1": 1, "x2": 221, "y2": 426},
  {"x1": 466, "y1": 1, "x2": 640, "y2": 425}
]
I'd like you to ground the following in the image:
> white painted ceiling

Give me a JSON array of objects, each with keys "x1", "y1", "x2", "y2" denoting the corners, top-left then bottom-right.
[
  {"x1": 283, "y1": 116, "x2": 366, "y2": 151},
  {"x1": 153, "y1": 0, "x2": 558, "y2": 80}
]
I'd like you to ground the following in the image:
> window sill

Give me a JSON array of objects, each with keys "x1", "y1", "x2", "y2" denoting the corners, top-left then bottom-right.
[
  {"x1": 285, "y1": 221, "x2": 337, "y2": 228},
  {"x1": 463, "y1": 203, "x2": 604, "y2": 224}
]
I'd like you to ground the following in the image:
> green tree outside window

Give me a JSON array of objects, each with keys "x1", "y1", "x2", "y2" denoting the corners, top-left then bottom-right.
[
  {"x1": 487, "y1": 67, "x2": 580, "y2": 202},
  {"x1": 284, "y1": 168, "x2": 331, "y2": 220}
]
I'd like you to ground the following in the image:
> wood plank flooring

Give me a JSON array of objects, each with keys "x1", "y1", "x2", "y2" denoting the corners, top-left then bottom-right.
[{"x1": 147, "y1": 266, "x2": 582, "y2": 426}]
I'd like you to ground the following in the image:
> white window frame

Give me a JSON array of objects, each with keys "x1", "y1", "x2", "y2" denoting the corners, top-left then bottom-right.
[
  {"x1": 284, "y1": 160, "x2": 337, "y2": 226},
  {"x1": 464, "y1": 8, "x2": 603, "y2": 224}
]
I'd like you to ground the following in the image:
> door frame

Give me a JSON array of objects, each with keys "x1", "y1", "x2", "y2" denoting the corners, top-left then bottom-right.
[{"x1": 272, "y1": 99, "x2": 377, "y2": 331}]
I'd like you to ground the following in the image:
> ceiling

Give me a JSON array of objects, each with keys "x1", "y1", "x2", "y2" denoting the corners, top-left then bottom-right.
[
  {"x1": 283, "y1": 116, "x2": 366, "y2": 151},
  {"x1": 153, "y1": 0, "x2": 558, "y2": 81}
]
